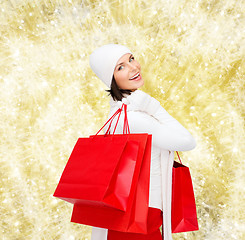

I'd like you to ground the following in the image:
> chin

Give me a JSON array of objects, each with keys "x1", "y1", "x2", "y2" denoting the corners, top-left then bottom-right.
[
  {"x1": 125, "y1": 80, "x2": 144, "y2": 91},
  {"x1": 135, "y1": 80, "x2": 144, "y2": 89}
]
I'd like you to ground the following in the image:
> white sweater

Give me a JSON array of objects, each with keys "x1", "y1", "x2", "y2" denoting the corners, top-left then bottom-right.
[{"x1": 91, "y1": 90, "x2": 196, "y2": 240}]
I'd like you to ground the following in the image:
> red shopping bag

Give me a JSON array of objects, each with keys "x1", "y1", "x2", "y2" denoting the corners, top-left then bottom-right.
[
  {"x1": 54, "y1": 104, "x2": 152, "y2": 233},
  {"x1": 54, "y1": 104, "x2": 142, "y2": 211},
  {"x1": 171, "y1": 151, "x2": 199, "y2": 233},
  {"x1": 71, "y1": 133, "x2": 151, "y2": 234},
  {"x1": 53, "y1": 135, "x2": 139, "y2": 210}
]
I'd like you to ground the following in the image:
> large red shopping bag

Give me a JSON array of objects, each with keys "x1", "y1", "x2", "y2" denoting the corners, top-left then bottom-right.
[
  {"x1": 71, "y1": 133, "x2": 152, "y2": 234},
  {"x1": 53, "y1": 104, "x2": 143, "y2": 211},
  {"x1": 171, "y1": 151, "x2": 199, "y2": 233},
  {"x1": 54, "y1": 104, "x2": 152, "y2": 233},
  {"x1": 54, "y1": 135, "x2": 139, "y2": 210}
]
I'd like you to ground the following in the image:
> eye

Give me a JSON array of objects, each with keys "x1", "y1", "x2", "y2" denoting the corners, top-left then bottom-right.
[
  {"x1": 118, "y1": 65, "x2": 124, "y2": 71},
  {"x1": 129, "y1": 56, "x2": 134, "y2": 62}
]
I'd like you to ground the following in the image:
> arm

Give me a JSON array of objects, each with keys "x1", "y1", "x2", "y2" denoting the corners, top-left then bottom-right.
[
  {"x1": 110, "y1": 90, "x2": 196, "y2": 151},
  {"x1": 126, "y1": 110, "x2": 196, "y2": 151}
]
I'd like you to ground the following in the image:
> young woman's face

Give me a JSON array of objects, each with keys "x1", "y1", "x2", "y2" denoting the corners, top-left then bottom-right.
[{"x1": 113, "y1": 53, "x2": 144, "y2": 91}]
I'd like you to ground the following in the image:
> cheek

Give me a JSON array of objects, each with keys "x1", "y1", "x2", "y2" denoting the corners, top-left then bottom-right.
[
  {"x1": 116, "y1": 72, "x2": 126, "y2": 82},
  {"x1": 114, "y1": 72, "x2": 128, "y2": 88},
  {"x1": 135, "y1": 61, "x2": 141, "y2": 70}
]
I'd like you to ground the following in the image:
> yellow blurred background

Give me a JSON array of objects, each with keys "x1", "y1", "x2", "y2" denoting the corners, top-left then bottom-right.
[{"x1": 0, "y1": 0, "x2": 244, "y2": 239}]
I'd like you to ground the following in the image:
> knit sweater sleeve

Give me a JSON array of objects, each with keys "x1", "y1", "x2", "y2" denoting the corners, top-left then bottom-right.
[
  {"x1": 108, "y1": 90, "x2": 196, "y2": 151},
  {"x1": 125, "y1": 109, "x2": 196, "y2": 151}
]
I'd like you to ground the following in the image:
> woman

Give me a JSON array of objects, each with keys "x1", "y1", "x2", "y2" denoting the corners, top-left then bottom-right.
[{"x1": 89, "y1": 44, "x2": 196, "y2": 240}]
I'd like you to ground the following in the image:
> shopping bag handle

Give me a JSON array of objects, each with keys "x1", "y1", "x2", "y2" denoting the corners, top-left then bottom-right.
[
  {"x1": 94, "y1": 105, "x2": 123, "y2": 136},
  {"x1": 94, "y1": 103, "x2": 130, "y2": 136},
  {"x1": 112, "y1": 104, "x2": 130, "y2": 135},
  {"x1": 176, "y1": 151, "x2": 182, "y2": 164}
]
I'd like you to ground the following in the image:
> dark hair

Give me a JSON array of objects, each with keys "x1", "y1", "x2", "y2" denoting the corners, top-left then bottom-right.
[{"x1": 106, "y1": 76, "x2": 132, "y2": 101}]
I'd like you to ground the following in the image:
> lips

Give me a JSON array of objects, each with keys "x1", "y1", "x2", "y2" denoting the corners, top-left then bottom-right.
[{"x1": 129, "y1": 72, "x2": 141, "y2": 81}]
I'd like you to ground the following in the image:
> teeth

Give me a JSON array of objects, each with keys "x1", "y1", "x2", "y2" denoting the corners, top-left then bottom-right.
[{"x1": 130, "y1": 73, "x2": 140, "y2": 80}]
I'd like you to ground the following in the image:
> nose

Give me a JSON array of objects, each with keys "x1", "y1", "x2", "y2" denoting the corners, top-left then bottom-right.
[{"x1": 127, "y1": 62, "x2": 138, "y2": 71}]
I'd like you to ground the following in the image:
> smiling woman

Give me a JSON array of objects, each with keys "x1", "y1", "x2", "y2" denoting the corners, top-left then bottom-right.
[{"x1": 88, "y1": 44, "x2": 197, "y2": 240}]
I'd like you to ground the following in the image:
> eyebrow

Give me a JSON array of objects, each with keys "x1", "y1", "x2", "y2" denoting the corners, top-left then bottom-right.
[{"x1": 116, "y1": 54, "x2": 133, "y2": 68}]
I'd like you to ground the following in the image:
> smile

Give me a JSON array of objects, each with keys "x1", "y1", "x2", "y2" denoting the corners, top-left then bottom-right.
[{"x1": 129, "y1": 72, "x2": 141, "y2": 80}]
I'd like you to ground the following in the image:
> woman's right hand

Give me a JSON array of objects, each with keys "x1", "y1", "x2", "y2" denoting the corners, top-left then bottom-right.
[{"x1": 126, "y1": 90, "x2": 161, "y2": 116}]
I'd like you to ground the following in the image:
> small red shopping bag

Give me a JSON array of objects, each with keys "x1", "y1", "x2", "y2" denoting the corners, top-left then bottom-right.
[{"x1": 171, "y1": 151, "x2": 199, "y2": 233}]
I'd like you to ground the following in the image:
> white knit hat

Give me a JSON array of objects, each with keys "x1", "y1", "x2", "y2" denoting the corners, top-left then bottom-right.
[{"x1": 89, "y1": 44, "x2": 132, "y2": 88}]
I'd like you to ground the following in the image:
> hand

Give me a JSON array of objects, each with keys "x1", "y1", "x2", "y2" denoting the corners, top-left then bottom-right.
[{"x1": 126, "y1": 90, "x2": 161, "y2": 116}]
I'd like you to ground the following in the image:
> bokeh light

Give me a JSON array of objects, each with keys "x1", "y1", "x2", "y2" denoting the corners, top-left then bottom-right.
[{"x1": 0, "y1": 0, "x2": 244, "y2": 239}]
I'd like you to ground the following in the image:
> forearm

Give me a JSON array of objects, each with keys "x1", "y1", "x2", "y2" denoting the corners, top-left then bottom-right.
[
  {"x1": 108, "y1": 90, "x2": 196, "y2": 151},
  {"x1": 127, "y1": 111, "x2": 196, "y2": 151}
]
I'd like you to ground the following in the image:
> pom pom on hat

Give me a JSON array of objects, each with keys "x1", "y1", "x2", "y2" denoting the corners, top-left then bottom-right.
[{"x1": 89, "y1": 44, "x2": 132, "y2": 88}]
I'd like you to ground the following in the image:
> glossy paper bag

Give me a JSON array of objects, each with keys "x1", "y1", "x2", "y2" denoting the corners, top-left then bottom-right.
[
  {"x1": 53, "y1": 134, "x2": 139, "y2": 211},
  {"x1": 171, "y1": 152, "x2": 199, "y2": 233},
  {"x1": 71, "y1": 134, "x2": 152, "y2": 234}
]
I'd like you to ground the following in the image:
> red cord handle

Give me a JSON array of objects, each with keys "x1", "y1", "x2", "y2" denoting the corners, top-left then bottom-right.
[
  {"x1": 123, "y1": 104, "x2": 130, "y2": 134},
  {"x1": 95, "y1": 105, "x2": 122, "y2": 136},
  {"x1": 94, "y1": 103, "x2": 130, "y2": 136},
  {"x1": 112, "y1": 103, "x2": 130, "y2": 134},
  {"x1": 176, "y1": 151, "x2": 182, "y2": 164}
]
